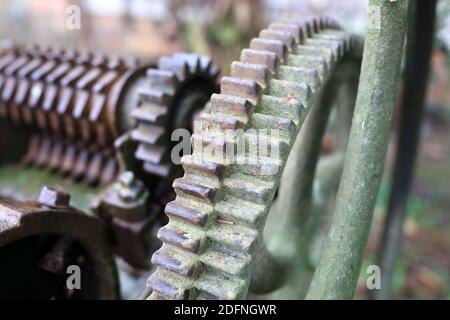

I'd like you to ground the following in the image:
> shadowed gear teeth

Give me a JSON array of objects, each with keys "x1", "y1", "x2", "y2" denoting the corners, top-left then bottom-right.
[
  {"x1": 0, "y1": 44, "x2": 148, "y2": 186},
  {"x1": 146, "y1": 16, "x2": 355, "y2": 300},
  {"x1": 131, "y1": 53, "x2": 220, "y2": 178}
]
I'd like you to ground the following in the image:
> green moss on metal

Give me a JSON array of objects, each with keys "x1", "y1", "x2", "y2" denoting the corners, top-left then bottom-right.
[
  {"x1": 306, "y1": 0, "x2": 410, "y2": 300},
  {"x1": 0, "y1": 166, "x2": 98, "y2": 214}
]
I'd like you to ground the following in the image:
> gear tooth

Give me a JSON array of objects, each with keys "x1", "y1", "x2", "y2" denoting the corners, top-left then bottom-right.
[
  {"x1": 147, "y1": 292, "x2": 170, "y2": 300},
  {"x1": 44, "y1": 62, "x2": 70, "y2": 83},
  {"x1": 240, "y1": 48, "x2": 278, "y2": 73},
  {"x1": 190, "y1": 133, "x2": 228, "y2": 158},
  {"x1": 75, "y1": 50, "x2": 91, "y2": 65},
  {"x1": 107, "y1": 55, "x2": 123, "y2": 70},
  {"x1": 199, "y1": 55, "x2": 213, "y2": 72},
  {"x1": 183, "y1": 61, "x2": 191, "y2": 78},
  {"x1": 158, "y1": 223, "x2": 205, "y2": 254},
  {"x1": 210, "y1": 93, "x2": 254, "y2": 117},
  {"x1": 269, "y1": 78, "x2": 312, "y2": 108},
  {"x1": 72, "y1": 90, "x2": 89, "y2": 120},
  {"x1": 92, "y1": 70, "x2": 119, "y2": 93},
  {"x1": 137, "y1": 88, "x2": 170, "y2": 106},
  {"x1": 17, "y1": 57, "x2": 42, "y2": 78},
  {"x1": 159, "y1": 55, "x2": 185, "y2": 79},
  {"x1": 181, "y1": 155, "x2": 225, "y2": 182},
  {"x1": 5, "y1": 56, "x2": 29, "y2": 76},
  {"x1": 152, "y1": 246, "x2": 199, "y2": 278},
  {"x1": 135, "y1": 144, "x2": 166, "y2": 164},
  {"x1": 313, "y1": 30, "x2": 351, "y2": 52},
  {"x1": 292, "y1": 16, "x2": 321, "y2": 34},
  {"x1": 85, "y1": 151, "x2": 103, "y2": 185},
  {"x1": 195, "y1": 56, "x2": 202, "y2": 73},
  {"x1": 259, "y1": 94, "x2": 304, "y2": 125},
  {"x1": 282, "y1": 17, "x2": 314, "y2": 37},
  {"x1": 209, "y1": 65, "x2": 220, "y2": 80},
  {"x1": 147, "y1": 269, "x2": 191, "y2": 300},
  {"x1": 278, "y1": 65, "x2": 321, "y2": 92},
  {"x1": 131, "y1": 104, "x2": 167, "y2": 124},
  {"x1": 321, "y1": 16, "x2": 340, "y2": 30},
  {"x1": 200, "y1": 111, "x2": 246, "y2": 130},
  {"x1": 42, "y1": 84, "x2": 58, "y2": 111},
  {"x1": 147, "y1": 69, "x2": 177, "y2": 93},
  {"x1": 28, "y1": 81, "x2": 44, "y2": 110},
  {"x1": 143, "y1": 162, "x2": 170, "y2": 177},
  {"x1": 60, "y1": 65, "x2": 86, "y2": 87},
  {"x1": 89, "y1": 93, "x2": 106, "y2": 122},
  {"x1": 268, "y1": 22, "x2": 304, "y2": 44},
  {"x1": 220, "y1": 76, "x2": 261, "y2": 104},
  {"x1": 305, "y1": 38, "x2": 342, "y2": 61},
  {"x1": 249, "y1": 38, "x2": 286, "y2": 61},
  {"x1": 91, "y1": 52, "x2": 107, "y2": 67},
  {"x1": 131, "y1": 124, "x2": 165, "y2": 145},
  {"x1": 259, "y1": 29, "x2": 295, "y2": 49},
  {"x1": 2, "y1": 77, "x2": 17, "y2": 107},
  {"x1": 47, "y1": 140, "x2": 65, "y2": 171},
  {"x1": 56, "y1": 87, "x2": 73, "y2": 115},
  {"x1": 286, "y1": 54, "x2": 328, "y2": 82},
  {"x1": 13, "y1": 79, "x2": 30, "y2": 107},
  {"x1": 0, "y1": 54, "x2": 16, "y2": 72},
  {"x1": 71, "y1": 147, "x2": 90, "y2": 180},
  {"x1": 99, "y1": 156, "x2": 118, "y2": 185},
  {"x1": 22, "y1": 134, "x2": 41, "y2": 165},
  {"x1": 58, "y1": 143, "x2": 76, "y2": 174},
  {"x1": 76, "y1": 67, "x2": 102, "y2": 90},
  {"x1": 165, "y1": 201, "x2": 211, "y2": 227},
  {"x1": 173, "y1": 177, "x2": 218, "y2": 202},
  {"x1": 230, "y1": 61, "x2": 270, "y2": 89}
]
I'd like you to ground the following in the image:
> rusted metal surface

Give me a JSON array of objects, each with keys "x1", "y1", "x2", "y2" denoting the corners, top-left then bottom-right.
[
  {"x1": 0, "y1": 48, "x2": 220, "y2": 298},
  {"x1": 131, "y1": 53, "x2": 219, "y2": 179},
  {"x1": 0, "y1": 45, "x2": 150, "y2": 186},
  {"x1": 0, "y1": 192, "x2": 119, "y2": 299},
  {"x1": 90, "y1": 53, "x2": 220, "y2": 269},
  {"x1": 94, "y1": 171, "x2": 155, "y2": 269},
  {"x1": 376, "y1": 0, "x2": 437, "y2": 300},
  {"x1": 146, "y1": 16, "x2": 354, "y2": 300}
]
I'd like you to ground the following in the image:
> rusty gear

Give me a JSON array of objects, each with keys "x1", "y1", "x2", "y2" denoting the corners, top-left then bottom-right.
[
  {"x1": 131, "y1": 53, "x2": 219, "y2": 178},
  {"x1": 0, "y1": 45, "x2": 150, "y2": 185},
  {"x1": 146, "y1": 16, "x2": 354, "y2": 300},
  {"x1": 0, "y1": 194, "x2": 119, "y2": 299}
]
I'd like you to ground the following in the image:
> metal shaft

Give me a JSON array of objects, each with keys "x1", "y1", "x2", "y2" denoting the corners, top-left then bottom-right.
[
  {"x1": 307, "y1": 0, "x2": 410, "y2": 299},
  {"x1": 375, "y1": 0, "x2": 437, "y2": 300}
]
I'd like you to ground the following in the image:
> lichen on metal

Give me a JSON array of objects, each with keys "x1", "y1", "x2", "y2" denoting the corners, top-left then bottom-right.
[
  {"x1": 146, "y1": 16, "x2": 357, "y2": 300},
  {"x1": 306, "y1": 0, "x2": 410, "y2": 300}
]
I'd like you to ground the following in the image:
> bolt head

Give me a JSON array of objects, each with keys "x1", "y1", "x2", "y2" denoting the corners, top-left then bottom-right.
[
  {"x1": 119, "y1": 171, "x2": 135, "y2": 187},
  {"x1": 39, "y1": 187, "x2": 70, "y2": 207}
]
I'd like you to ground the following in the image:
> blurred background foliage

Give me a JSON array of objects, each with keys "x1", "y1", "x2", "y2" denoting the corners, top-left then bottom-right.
[{"x1": 0, "y1": 0, "x2": 448, "y2": 300}]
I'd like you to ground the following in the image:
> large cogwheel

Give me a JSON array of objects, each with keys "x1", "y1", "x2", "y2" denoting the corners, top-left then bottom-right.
[
  {"x1": 131, "y1": 53, "x2": 219, "y2": 178},
  {"x1": 147, "y1": 17, "x2": 355, "y2": 300}
]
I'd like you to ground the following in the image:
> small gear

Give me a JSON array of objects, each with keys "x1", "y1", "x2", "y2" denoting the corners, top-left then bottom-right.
[{"x1": 131, "y1": 53, "x2": 219, "y2": 178}]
